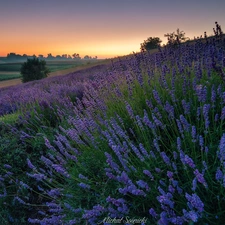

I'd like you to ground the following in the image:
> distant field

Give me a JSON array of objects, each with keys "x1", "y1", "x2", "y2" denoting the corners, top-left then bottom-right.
[
  {"x1": 0, "y1": 59, "x2": 110, "y2": 88},
  {"x1": 0, "y1": 60, "x2": 95, "y2": 82},
  {"x1": 0, "y1": 72, "x2": 21, "y2": 81}
]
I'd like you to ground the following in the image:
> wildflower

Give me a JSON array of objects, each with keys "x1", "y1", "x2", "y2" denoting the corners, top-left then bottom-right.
[
  {"x1": 164, "y1": 101, "x2": 175, "y2": 119},
  {"x1": 3, "y1": 164, "x2": 12, "y2": 169},
  {"x1": 27, "y1": 159, "x2": 36, "y2": 170},
  {"x1": 52, "y1": 164, "x2": 70, "y2": 178},
  {"x1": 136, "y1": 180, "x2": 150, "y2": 191},
  {"x1": 47, "y1": 189, "x2": 61, "y2": 197},
  {"x1": 184, "y1": 155, "x2": 196, "y2": 168},
  {"x1": 125, "y1": 102, "x2": 134, "y2": 119},
  {"x1": 143, "y1": 170, "x2": 154, "y2": 180},
  {"x1": 219, "y1": 134, "x2": 225, "y2": 162},
  {"x1": 183, "y1": 209, "x2": 199, "y2": 222},
  {"x1": 167, "y1": 171, "x2": 173, "y2": 179},
  {"x1": 27, "y1": 173, "x2": 46, "y2": 181},
  {"x1": 203, "y1": 104, "x2": 210, "y2": 129},
  {"x1": 221, "y1": 106, "x2": 225, "y2": 120},
  {"x1": 160, "y1": 152, "x2": 171, "y2": 165},
  {"x1": 153, "y1": 139, "x2": 160, "y2": 151},
  {"x1": 78, "y1": 182, "x2": 90, "y2": 190},
  {"x1": 199, "y1": 135, "x2": 204, "y2": 149},
  {"x1": 211, "y1": 85, "x2": 216, "y2": 104},
  {"x1": 105, "y1": 152, "x2": 120, "y2": 173},
  {"x1": 149, "y1": 208, "x2": 157, "y2": 218},
  {"x1": 191, "y1": 126, "x2": 197, "y2": 142},
  {"x1": 180, "y1": 114, "x2": 190, "y2": 131},
  {"x1": 192, "y1": 178, "x2": 197, "y2": 191},
  {"x1": 194, "y1": 169, "x2": 208, "y2": 187},
  {"x1": 182, "y1": 99, "x2": 191, "y2": 115},
  {"x1": 152, "y1": 113, "x2": 164, "y2": 129},
  {"x1": 185, "y1": 193, "x2": 204, "y2": 212},
  {"x1": 78, "y1": 174, "x2": 88, "y2": 180},
  {"x1": 14, "y1": 196, "x2": 26, "y2": 205},
  {"x1": 153, "y1": 89, "x2": 162, "y2": 105},
  {"x1": 215, "y1": 168, "x2": 223, "y2": 181},
  {"x1": 139, "y1": 143, "x2": 150, "y2": 158}
]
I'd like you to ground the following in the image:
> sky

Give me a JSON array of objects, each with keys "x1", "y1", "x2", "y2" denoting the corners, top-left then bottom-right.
[{"x1": 1, "y1": 0, "x2": 225, "y2": 59}]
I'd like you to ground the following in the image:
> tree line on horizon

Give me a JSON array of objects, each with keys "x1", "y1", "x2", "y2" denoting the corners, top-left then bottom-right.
[
  {"x1": 140, "y1": 21, "x2": 224, "y2": 51},
  {"x1": 4, "y1": 52, "x2": 98, "y2": 61}
]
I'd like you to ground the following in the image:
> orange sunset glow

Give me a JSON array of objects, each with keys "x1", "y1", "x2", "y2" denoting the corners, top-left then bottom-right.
[{"x1": 1, "y1": 0, "x2": 225, "y2": 59}]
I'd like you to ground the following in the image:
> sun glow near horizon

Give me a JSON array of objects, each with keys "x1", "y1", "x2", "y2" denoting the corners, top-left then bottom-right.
[{"x1": 0, "y1": 0, "x2": 225, "y2": 59}]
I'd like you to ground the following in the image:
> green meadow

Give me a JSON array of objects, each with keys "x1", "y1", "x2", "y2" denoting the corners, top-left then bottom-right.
[{"x1": 0, "y1": 60, "x2": 97, "y2": 81}]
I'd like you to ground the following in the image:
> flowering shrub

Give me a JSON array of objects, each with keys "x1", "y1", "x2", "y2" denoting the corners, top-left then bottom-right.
[{"x1": 1, "y1": 25, "x2": 225, "y2": 224}]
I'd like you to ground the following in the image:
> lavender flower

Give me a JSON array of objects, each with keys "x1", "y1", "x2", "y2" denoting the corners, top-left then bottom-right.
[
  {"x1": 167, "y1": 171, "x2": 173, "y2": 179},
  {"x1": 199, "y1": 135, "x2": 204, "y2": 150},
  {"x1": 149, "y1": 208, "x2": 157, "y2": 218},
  {"x1": 211, "y1": 85, "x2": 216, "y2": 104},
  {"x1": 221, "y1": 106, "x2": 225, "y2": 120},
  {"x1": 143, "y1": 170, "x2": 154, "y2": 180},
  {"x1": 182, "y1": 99, "x2": 191, "y2": 115},
  {"x1": 191, "y1": 126, "x2": 197, "y2": 142},
  {"x1": 125, "y1": 102, "x2": 135, "y2": 119},
  {"x1": 78, "y1": 182, "x2": 90, "y2": 189},
  {"x1": 192, "y1": 178, "x2": 197, "y2": 191},
  {"x1": 27, "y1": 173, "x2": 46, "y2": 181},
  {"x1": 185, "y1": 193, "x2": 204, "y2": 212},
  {"x1": 215, "y1": 168, "x2": 223, "y2": 181},
  {"x1": 139, "y1": 143, "x2": 150, "y2": 158},
  {"x1": 27, "y1": 159, "x2": 36, "y2": 170},
  {"x1": 78, "y1": 174, "x2": 88, "y2": 180},
  {"x1": 3, "y1": 164, "x2": 12, "y2": 169},
  {"x1": 203, "y1": 104, "x2": 210, "y2": 129},
  {"x1": 183, "y1": 209, "x2": 199, "y2": 222},
  {"x1": 164, "y1": 101, "x2": 175, "y2": 119},
  {"x1": 160, "y1": 152, "x2": 171, "y2": 165},
  {"x1": 136, "y1": 180, "x2": 150, "y2": 191},
  {"x1": 194, "y1": 169, "x2": 208, "y2": 188},
  {"x1": 184, "y1": 155, "x2": 196, "y2": 168},
  {"x1": 52, "y1": 164, "x2": 70, "y2": 178},
  {"x1": 153, "y1": 89, "x2": 162, "y2": 105},
  {"x1": 180, "y1": 115, "x2": 190, "y2": 131},
  {"x1": 219, "y1": 134, "x2": 225, "y2": 162},
  {"x1": 14, "y1": 196, "x2": 26, "y2": 205}
]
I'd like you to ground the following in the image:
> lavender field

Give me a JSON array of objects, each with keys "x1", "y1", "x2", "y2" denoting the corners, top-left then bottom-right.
[{"x1": 1, "y1": 30, "x2": 225, "y2": 225}]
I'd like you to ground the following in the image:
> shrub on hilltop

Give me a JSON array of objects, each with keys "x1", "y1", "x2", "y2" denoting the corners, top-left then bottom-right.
[{"x1": 140, "y1": 37, "x2": 162, "y2": 51}]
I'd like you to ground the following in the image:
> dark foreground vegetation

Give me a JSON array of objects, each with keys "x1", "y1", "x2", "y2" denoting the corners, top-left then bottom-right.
[{"x1": 1, "y1": 23, "x2": 225, "y2": 224}]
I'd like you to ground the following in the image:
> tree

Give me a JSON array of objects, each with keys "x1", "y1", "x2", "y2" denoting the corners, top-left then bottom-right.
[
  {"x1": 47, "y1": 53, "x2": 54, "y2": 60},
  {"x1": 164, "y1": 28, "x2": 189, "y2": 46},
  {"x1": 83, "y1": 55, "x2": 92, "y2": 60},
  {"x1": 140, "y1": 37, "x2": 162, "y2": 51},
  {"x1": 72, "y1": 53, "x2": 81, "y2": 60},
  {"x1": 20, "y1": 57, "x2": 50, "y2": 83}
]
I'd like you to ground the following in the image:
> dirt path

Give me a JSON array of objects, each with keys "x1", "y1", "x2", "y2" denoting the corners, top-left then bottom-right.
[{"x1": 0, "y1": 60, "x2": 111, "y2": 89}]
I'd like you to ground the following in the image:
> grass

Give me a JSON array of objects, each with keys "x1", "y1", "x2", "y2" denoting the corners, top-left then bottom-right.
[
  {"x1": 0, "y1": 72, "x2": 21, "y2": 81},
  {"x1": 0, "y1": 112, "x2": 19, "y2": 124}
]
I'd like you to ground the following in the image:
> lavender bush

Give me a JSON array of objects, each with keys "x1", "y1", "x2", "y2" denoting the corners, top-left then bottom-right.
[{"x1": 1, "y1": 23, "x2": 225, "y2": 224}]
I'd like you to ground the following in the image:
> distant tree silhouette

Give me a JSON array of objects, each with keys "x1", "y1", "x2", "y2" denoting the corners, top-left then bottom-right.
[
  {"x1": 47, "y1": 53, "x2": 54, "y2": 60},
  {"x1": 140, "y1": 37, "x2": 162, "y2": 51},
  {"x1": 164, "y1": 29, "x2": 189, "y2": 46},
  {"x1": 72, "y1": 53, "x2": 81, "y2": 59},
  {"x1": 20, "y1": 57, "x2": 50, "y2": 83},
  {"x1": 83, "y1": 55, "x2": 92, "y2": 60}
]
